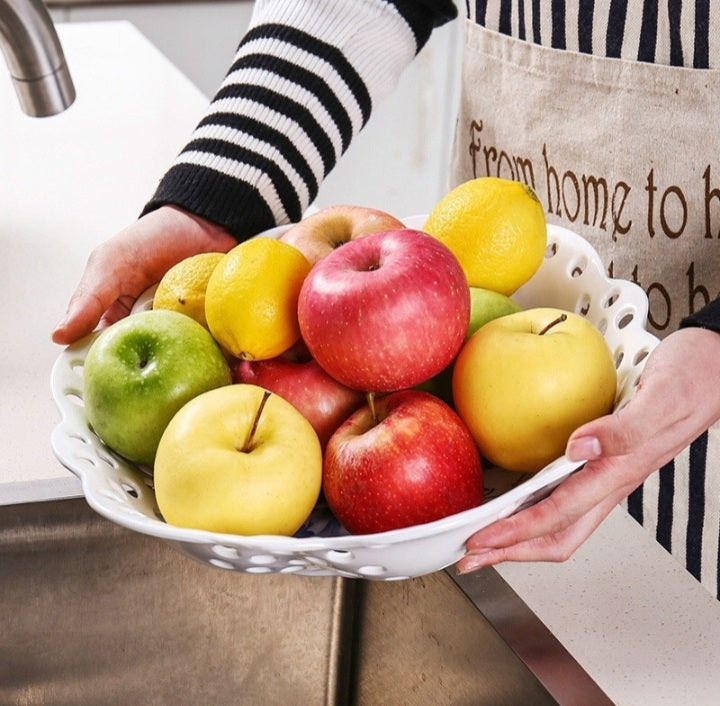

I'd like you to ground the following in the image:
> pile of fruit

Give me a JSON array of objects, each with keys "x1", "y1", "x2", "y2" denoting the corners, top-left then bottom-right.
[{"x1": 82, "y1": 177, "x2": 617, "y2": 538}]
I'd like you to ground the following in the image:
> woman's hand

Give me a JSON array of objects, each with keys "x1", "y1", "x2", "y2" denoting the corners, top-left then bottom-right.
[
  {"x1": 456, "y1": 326, "x2": 720, "y2": 574},
  {"x1": 52, "y1": 205, "x2": 237, "y2": 345}
]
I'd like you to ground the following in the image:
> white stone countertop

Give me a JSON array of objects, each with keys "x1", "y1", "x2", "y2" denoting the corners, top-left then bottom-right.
[
  {"x1": 2, "y1": 20, "x2": 720, "y2": 706},
  {"x1": 0, "y1": 21, "x2": 207, "y2": 502}
]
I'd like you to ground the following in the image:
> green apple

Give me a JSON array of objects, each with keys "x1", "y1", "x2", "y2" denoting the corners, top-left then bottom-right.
[
  {"x1": 83, "y1": 309, "x2": 232, "y2": 466},
  {"x1": 417, "y1": 288, "x2": 522, "y2": 403},
  {"x1": 467, "y1": 286, "x2": 522, "y2": 339},
  {"x1": 452, "y1": 307, "x2": 617, "y2": 473},
  {"x1": 153, "y1": 384, "x2": 323, "y2": 535}
]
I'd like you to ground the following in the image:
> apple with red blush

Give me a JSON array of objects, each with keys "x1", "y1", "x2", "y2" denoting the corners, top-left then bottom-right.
[
  {"x1": 279, "y1": 205, "x2": 405, "y2": 264},
  {"x1": 323, "y1": 390, "x2": 483, "y2": 534},
  {"x1": 234, "y1": 343, "x2": 365, "y2": 448},
  {"x1": 297, "y1": 229, "x2": 470, "y2": 393}
]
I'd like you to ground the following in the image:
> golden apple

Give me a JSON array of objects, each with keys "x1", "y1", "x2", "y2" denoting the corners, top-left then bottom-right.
[
  {"x1": 153, "y1": 384, "x2": 322, "y2": 535},
  {"x1": 452, "y1": 308, "x2": 617, "y2": 473}
]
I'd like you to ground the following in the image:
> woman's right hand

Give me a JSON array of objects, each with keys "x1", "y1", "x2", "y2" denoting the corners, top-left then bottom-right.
[
  {"x1": 457, "y1": 325, "x2": 720, "y2": 574},
  {"x1": 52, "y1": 205, "x2": 238, "y2": 346}
]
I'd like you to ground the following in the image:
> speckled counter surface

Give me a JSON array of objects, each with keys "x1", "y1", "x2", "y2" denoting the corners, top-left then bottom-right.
[
  {"x1": 0, "y1": 22, "x2": 207, "y2": 499},
  {"x1": 498, "y1": 506, "x2": 720, "y2": 705},
  {"x1": 2, "y1": 22, "x2": 720, "y2": 706}
]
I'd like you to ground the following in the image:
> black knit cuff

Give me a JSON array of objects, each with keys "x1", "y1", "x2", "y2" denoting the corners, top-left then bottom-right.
[
  {"x1": 679, "y1": 297, "x2": 720, "y2": 334},
  {"x1": 141, "y1": 164, "x2": 278, "y2": 243},
  {"x1": 393, "y1": 0, "x2": 458, "y2": 51}
]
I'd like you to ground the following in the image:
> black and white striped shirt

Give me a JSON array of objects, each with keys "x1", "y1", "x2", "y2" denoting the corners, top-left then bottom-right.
[
  {"x1": 143, "y1": 0, "x2": 717, "y2": 238},
  {"x1": 143, "y1": 0, "x2": 455, "y2": 236}
]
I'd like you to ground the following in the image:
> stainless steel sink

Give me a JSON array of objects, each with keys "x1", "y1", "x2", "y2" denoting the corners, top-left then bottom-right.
[{"x1": 1, "y1": 499, "x2": 611, "y2": 705}]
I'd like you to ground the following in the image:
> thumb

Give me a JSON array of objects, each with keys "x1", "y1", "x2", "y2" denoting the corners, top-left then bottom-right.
[
  {"x1": 566, "y1": 372, "x2": 678, "y2": 463},
  {"x1": 52, "y1": 245, "x2": 144, "y2": 345},
  {"x1": 52, "y1": 282, "x2": 123, "y2": 345},
  {"x1": 565, "y1": 410, "x2": 641, "y2": 462}
]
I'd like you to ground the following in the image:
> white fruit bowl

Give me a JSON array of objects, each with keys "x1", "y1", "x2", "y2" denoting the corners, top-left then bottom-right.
[{"x1": 50, "y1": 216, "x2": 659, "y2": 580}]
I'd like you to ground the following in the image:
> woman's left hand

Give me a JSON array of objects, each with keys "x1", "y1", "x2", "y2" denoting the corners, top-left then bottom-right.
[{"x1": 456, "y1": 325, "x2": 720, "y2": 574}]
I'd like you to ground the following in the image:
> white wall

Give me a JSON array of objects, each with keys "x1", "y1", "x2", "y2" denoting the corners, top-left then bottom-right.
[
  {"x1": 315, "y1": 18, "x2": 462, "y2": 217},
  {"x1": 50, "y1": 3, "x2": 253, "y2": 97},
  {"x1": 51, "y1": 3, "x2": 462, "y2": 218}
]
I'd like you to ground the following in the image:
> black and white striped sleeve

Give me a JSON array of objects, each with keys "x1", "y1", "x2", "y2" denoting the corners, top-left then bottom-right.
[
  {"x1": 680, "y1": 299, "x2": 720, "y2": 334},
  {"x1": 141, "y1": 0, "x2": 457, "y2": 241}
]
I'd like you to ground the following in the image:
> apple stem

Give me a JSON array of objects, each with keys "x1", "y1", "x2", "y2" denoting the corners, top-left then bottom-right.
[
  {"x1": 366, "y1": 392, "x2": 378, "y2": 423},
  {"x1": 240, "y1": 389, "x2": 271, "y2": 452},
  {"x1": 538, "y1": 313, "x2": 567, "y2": 335}
]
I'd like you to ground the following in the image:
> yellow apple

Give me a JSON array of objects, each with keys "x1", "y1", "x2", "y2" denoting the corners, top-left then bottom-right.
[
  {"x1": 452, "y1": 308, "x2": 617, "y2": 473},
  {"x1": 153, "y1": 384, "x2": 322, "y2": 536}
]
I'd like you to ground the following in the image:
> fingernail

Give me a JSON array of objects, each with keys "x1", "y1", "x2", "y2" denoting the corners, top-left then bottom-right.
[
  {"x1": 456, "y1": 547, "x2": 494, "y2": 573},
  {"x1": 457, "y1": 554, "x2": 493, "y2": 575},
  {"x1": 566, "y1": 435, "x2": 602, "y2": 461}
]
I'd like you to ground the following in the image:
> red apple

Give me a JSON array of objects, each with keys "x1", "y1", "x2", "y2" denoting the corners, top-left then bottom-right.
[
  {"x1": 234, "y1": 344, "x2": 365, "y2": 448},
  {"x1": 297, "y1": 229, "x2": 470, "y2": 392},
  {"x1": 323, "y1": 390, "x2": 483, "y2": 534},
  {"x1": 278, "y1": 205, "x2": 405, "y2": 264}
]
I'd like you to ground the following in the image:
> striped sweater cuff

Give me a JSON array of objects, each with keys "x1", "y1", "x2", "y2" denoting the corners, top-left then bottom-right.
[
  {"x1": 679, "y1": 298, "x2": 720, "y2": 334},
  {"x1": 142, "y1": 0, "x2": 457, "y2": 240}
]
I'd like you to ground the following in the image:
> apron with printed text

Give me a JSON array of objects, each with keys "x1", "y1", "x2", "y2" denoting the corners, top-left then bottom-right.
[{"x1": 450, "y1": 13, "x2": 720, "y2": 599}]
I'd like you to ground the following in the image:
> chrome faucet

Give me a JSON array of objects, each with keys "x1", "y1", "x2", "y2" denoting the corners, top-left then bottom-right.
[{"x1": 0, "y1": 0, "x2": 75, "y2": 116}]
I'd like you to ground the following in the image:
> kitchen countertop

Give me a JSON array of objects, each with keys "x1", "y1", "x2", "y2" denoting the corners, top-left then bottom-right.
[
  {"x1": 0, "y1": 21, "x2": 207, "y2": 502},
  {"x1": 2, "y1": 20, "x2": 720, "y2": 706}
]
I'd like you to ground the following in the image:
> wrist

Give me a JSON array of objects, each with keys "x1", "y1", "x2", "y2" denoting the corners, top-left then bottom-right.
[{"x1": 148, "y1": 205, "x2": 237, "y2": 252}]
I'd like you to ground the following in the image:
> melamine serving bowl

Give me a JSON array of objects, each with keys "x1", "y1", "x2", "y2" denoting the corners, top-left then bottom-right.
[{"x1": 50, "y1": 216, "x2": 659, "y2": 580}]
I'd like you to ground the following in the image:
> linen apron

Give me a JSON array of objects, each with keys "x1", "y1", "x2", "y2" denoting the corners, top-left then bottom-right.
[{"x1": 450, "y1": 13, "x2": 720, "y2": 600}]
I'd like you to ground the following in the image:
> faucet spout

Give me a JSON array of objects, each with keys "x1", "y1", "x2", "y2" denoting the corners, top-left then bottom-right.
[{"x1": 0, "y1": 0, "x2": 75, "y2": 117}]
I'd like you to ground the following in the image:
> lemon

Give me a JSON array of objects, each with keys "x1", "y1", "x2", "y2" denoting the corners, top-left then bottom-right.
[
  {"x1": 204, "y1": 237, "x2": 311, "y2": 360},
  {"x1": 423, "y1": 177, "x2": 547, "y2": 295},
  {"x1": 153, "y1": 252, "x2": 224, "y2": 329}
]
